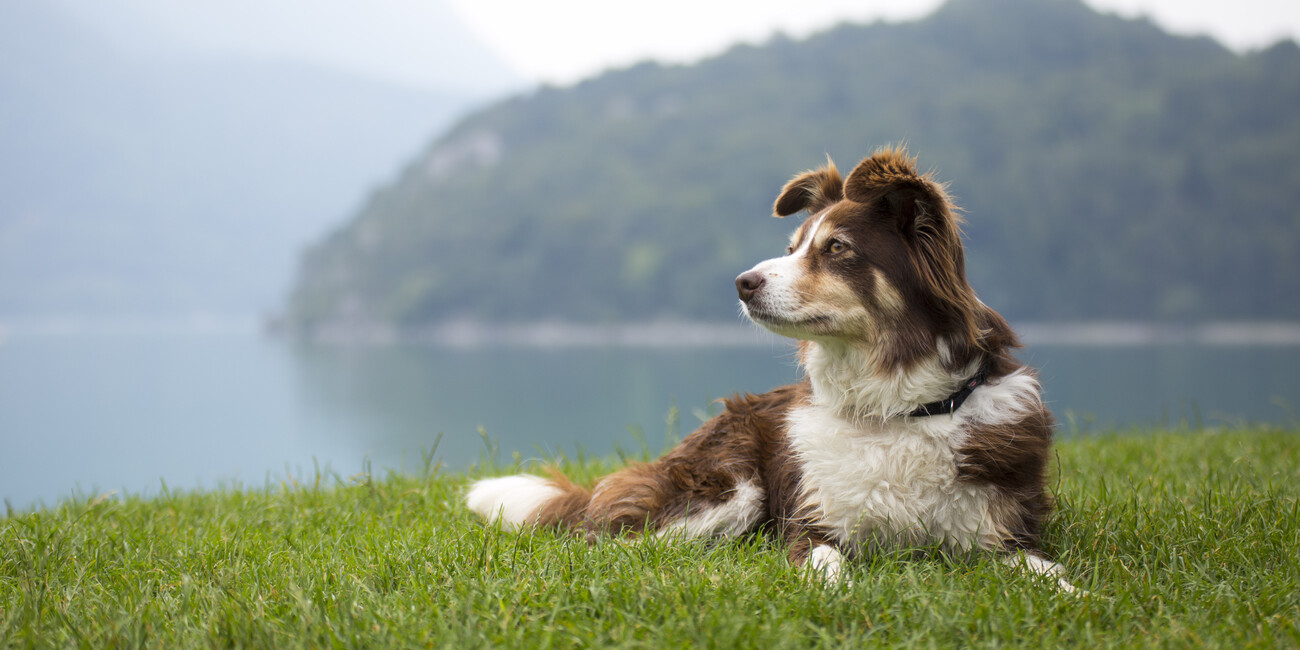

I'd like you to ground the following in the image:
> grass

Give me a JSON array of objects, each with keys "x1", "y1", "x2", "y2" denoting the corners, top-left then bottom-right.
[{"x1": 2, "y1": 428, "x2": 1298, "y2": 648}]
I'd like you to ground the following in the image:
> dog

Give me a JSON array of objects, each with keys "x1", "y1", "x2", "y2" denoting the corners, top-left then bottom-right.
[{"x1": 467, "y1": 147, "x2": 1074, "y2": 589}]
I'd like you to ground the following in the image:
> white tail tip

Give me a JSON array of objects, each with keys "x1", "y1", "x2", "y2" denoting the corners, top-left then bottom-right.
[{"x1": 465, "y1": 474, "x2": 562, "y2": 528}]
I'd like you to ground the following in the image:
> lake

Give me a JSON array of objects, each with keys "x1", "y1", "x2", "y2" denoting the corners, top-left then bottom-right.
[{"x1": 2, "y1": 326, "x2": 1297, "y2": 511}]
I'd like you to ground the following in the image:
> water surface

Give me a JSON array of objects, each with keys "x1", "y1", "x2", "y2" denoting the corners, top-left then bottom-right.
[{"x1": 1, "y1": 330, "x2": 1296, "y2": 510}]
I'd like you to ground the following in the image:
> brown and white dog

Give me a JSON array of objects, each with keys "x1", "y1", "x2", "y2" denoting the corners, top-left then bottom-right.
[{"x1": 467, "y1": 147, "x2": 1073, "y2": 589}]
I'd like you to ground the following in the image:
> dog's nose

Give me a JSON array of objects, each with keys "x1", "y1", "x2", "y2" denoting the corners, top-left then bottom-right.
[{"x1": 735, "y1": 271, "x2": 765, "y2": 302}]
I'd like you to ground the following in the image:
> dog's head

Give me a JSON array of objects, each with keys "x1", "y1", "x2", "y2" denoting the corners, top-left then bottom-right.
[{"x1": 736, "y1": 147, "x2": 1014, "y2": 371}]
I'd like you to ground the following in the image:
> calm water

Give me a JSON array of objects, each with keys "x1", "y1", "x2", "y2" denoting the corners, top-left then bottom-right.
[{"x1": 1, "y1": 330, "x2": 1297, "y2": 510}]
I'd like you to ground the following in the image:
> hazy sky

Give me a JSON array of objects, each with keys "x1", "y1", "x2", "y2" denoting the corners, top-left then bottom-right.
[
  {"x1": 54, "y1": 0, "x2": 1300, "y2": 91},
  {"x1": 442, "y1": 0, "x2": 1300, "y2": 85},
  {"x1": 54, "y1": 0, "x2": 522, "y2": 93}
]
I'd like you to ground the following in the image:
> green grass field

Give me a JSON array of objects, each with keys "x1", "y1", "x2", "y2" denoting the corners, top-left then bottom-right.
[{"x1": 3, "y1": 428, "x2": 1298, "y2": 648}]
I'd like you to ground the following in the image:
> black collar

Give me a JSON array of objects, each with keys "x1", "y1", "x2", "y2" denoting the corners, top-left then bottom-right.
[{"x1": 907, "y1": 364, "x2": 990, "y2": 418}]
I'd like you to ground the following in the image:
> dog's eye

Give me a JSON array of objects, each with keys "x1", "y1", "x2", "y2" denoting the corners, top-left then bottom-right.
[
  {"x1": 785, "y1": 246, "x2": 794, "y2": 255},
  {"x1": 826, "y1": 239, "x2": 847, "y2": 255}
]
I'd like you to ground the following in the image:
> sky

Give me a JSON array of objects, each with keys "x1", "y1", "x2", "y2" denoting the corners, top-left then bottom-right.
[
  {"x1": 53, "y1": 0, "x2": 523, "y2": 94},
  {"x1": 442, "y1": 0, "x2": 1300, "y2": 85},
  {"x1": 52, "y1": 0, "x2": 1300, "y2": 91}
]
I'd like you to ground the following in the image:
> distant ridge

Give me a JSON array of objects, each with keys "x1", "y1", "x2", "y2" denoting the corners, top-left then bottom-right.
[
  {"x1": 287, "y1": 0, "x2": 1300, "y2": 338},
  {"x1": 0, "y1": 3, "x2": 515, "y2": 320}
]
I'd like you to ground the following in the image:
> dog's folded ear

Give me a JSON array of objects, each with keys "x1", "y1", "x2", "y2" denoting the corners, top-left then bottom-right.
[
  {"x1": 773, "y1": 158, "x2": 844, "y2": 217},
  {"x1": 848, "y1": 147, "x2": 987, "y2": 358},
  {"x1": 844, "y1": 147, "x2": 955, "y2": 236}
]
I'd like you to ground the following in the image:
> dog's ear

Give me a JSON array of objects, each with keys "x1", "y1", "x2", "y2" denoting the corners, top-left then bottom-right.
[
  {"x1": 772, "y1": 158, "x2": 843, "y2": 217},
  {"x1": 843, "y1": 147, "x2": 954, "y2": 236},
  {"x1": 847, "y1": 147, "x2": 986, "y2": 358}
]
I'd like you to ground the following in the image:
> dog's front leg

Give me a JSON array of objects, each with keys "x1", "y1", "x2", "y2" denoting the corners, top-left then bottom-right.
[
  {"x1": 1003, "y1": 550, "x2": 1086, "y2": 595},
  {"x1": 784, "y1": 525, "x2": 846, "y2": 582},
  {"x1": 804, "y1": 544, "x2": 847, "y2": 582}
]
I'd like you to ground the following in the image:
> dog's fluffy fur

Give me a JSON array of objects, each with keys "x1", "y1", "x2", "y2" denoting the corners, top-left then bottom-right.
[{"x1": 467, "y1": 147, "x2": 1072, "y2": 588}]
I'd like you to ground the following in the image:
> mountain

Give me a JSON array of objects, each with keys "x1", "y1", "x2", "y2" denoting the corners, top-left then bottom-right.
[
  {"x1": 0, "y1": 3, "x2": 520, "y2": 322},
  {"x1": 286, "y1": 0, "x2": 1300, "y2": 338}
]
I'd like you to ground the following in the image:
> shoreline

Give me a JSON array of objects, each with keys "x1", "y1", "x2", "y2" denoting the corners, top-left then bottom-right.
[
  {"x1": 295, "y1": 319, "x2": 1300, "y2": 348},
  {"x1": 4, "y1": 316, "x2": 1300, "y2": 347}
]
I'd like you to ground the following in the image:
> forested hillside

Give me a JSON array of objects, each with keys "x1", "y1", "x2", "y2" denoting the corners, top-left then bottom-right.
[{"x1": 287, "y1": 0, "x2": 1300, "y2": 338}]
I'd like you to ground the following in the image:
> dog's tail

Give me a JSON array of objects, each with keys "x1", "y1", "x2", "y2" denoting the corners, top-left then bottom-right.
[{"x1": 465, "y1": 469, "x2": 590, "y2": 529}]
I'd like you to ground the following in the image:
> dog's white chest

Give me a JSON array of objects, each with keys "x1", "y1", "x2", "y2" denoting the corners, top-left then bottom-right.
[{"x1": 786, "y1": 405, "x2": 996, "y2": 551}]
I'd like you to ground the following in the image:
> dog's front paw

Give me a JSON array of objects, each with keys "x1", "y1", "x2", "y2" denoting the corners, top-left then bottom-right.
[
  {"x1": 1004, "y1": 552, "x2": 1089, "y2": 596},
  {"x1": 804, "y1": 544, "x2": 846, "y2": 583}
]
